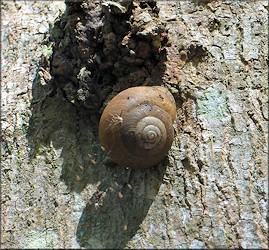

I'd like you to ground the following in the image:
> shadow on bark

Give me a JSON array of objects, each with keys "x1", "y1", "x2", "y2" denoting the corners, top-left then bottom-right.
[
  {"x1": 76, "y1": 162, "x2": 167, "y2": 248},
  {"x1": 28, "y1": 71, "x2": 168, "y2": 247},
  {"x1": 27, "y1": 0, "x2": 168, "y2": 248}
]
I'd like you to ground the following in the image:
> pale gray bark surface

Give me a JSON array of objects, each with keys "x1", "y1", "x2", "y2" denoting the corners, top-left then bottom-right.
[{"x1": 1, "y1": 1, "x2": 268, "y2": 249}]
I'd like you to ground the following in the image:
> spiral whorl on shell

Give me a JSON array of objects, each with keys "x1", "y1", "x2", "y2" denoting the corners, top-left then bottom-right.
[{"x1": 99, "y1": 86, "x2": 177, "y2": 168}]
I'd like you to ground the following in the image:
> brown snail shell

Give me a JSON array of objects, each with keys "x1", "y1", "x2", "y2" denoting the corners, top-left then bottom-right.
[{"x1": 98, "y1": 86, "x2": 177, "y2": 168}]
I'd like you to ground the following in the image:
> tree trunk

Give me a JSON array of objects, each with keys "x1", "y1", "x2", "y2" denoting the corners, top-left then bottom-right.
[{"x1": 2, "y1": 0, "x2": 268, "y2": 248}]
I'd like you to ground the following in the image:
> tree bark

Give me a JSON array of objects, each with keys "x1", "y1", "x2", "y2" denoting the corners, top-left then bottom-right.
[{"x1": 2, "y1": 0, "x2": 268, "y2": 249}]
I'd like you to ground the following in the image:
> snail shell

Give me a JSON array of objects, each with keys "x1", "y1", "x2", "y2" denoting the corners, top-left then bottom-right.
[{"x1": 99, "y1": 86, "x2": 177, "y2": 168}]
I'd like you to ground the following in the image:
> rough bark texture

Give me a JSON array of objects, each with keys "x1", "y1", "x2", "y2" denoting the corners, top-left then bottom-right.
[{"x1": 2, "y1": 0, "x2": 268, "y2": 249}]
